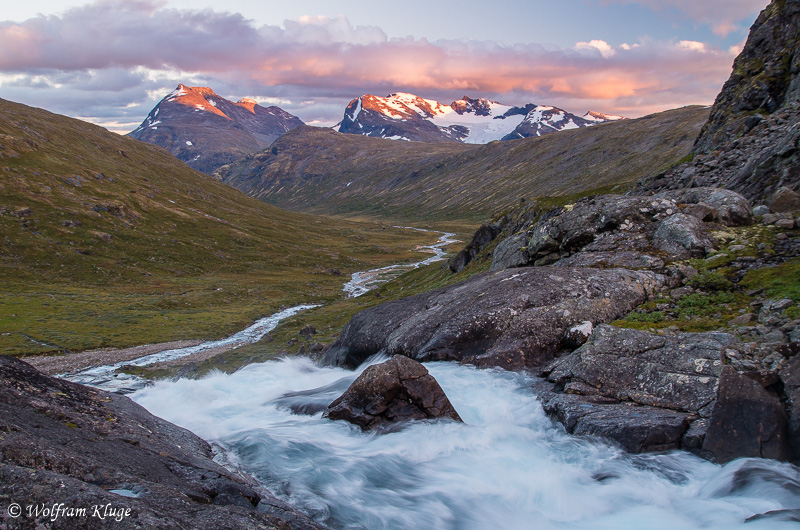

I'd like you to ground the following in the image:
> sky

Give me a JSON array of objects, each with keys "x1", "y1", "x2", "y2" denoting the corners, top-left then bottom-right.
[{"x1": 0, "y1": 0, "x2": 771, "y2": 133}]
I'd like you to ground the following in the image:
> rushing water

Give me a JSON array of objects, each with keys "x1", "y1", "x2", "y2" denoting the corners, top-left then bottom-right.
[
  {"x1": 64, "y1": 304, "x2": 319, "y2": 392},
  {"x1": 133, "y1": 357, "x2": 800, "y2": 529},
  {"x1": 343, "y1": 227, "x2": 458, "y2": 297}
]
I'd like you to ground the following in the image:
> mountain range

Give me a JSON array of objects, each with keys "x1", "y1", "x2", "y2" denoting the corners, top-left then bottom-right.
[
  {"x1": 336, "y1": 92, "x2": 624, "y2": 143},
  {"x1": 128, "y1": 85, "x2": 304, "y2": 174},
  {"x1": 128, "y1": 87, "x2": 625, "y2": 174},
  {"x1": 217, "y1": 106, "x2": 706, "y2": 222}
]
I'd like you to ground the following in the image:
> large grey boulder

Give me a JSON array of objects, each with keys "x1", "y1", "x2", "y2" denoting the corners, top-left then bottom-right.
[
  {"x1": 324, "y1": 355, "x2": 462, "y2": 431},
  {"x1": 546, "y1": 324, "x2": 731, "y2": 415},
  {"x1": 322, "y1": 267, "x2": 665, "y2": 371},
  {"x1": 653, "y1": 213, "x2": 716, "y2": 259}
]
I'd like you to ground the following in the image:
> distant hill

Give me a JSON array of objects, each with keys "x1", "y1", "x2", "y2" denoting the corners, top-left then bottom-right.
[
  {"x1": 218, "y1": 106, "x2": 708, "y2": 222},
  {"x1": 0, "y1": 97, "x2": 435, "y2": 356},
  {"x1": 128, "y1": 85, "x2": 303, "y2": 174},
  {"x1": 336, "y1": 92, "x2": 624, "y2": 143}
]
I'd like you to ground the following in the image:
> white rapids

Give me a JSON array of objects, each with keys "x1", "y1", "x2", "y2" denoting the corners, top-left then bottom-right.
[{"x1": 133, "y1": 356, "x2": 800, "y2": 530}]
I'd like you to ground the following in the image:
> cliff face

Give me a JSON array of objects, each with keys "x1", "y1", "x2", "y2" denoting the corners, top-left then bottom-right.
[
  {"x1": 694, "y1": 0, "x2": 800, "y2": 153},
  {"x1": 636, "y1": 0, "x2": 800, "y2": 203}
]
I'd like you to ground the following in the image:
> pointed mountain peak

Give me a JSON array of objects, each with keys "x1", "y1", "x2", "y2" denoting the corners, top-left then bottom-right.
[
  {"x1": 236, "y1": 97, "x2": 260, "y2": 113},
  {"x1": 163, "y1": 84, "x2": 229, "y2": 119}
]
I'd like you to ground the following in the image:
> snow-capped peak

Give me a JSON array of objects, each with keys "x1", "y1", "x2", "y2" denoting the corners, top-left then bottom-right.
[{"x1": 583, "y1": 111, "x2": 626, "y2": 122}]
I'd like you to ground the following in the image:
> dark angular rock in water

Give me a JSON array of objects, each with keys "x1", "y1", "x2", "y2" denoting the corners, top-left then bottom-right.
[
  {"x1": 703, "y1": 366, "x2": 791, "y2": 463},
  {"x1": 536, "y1": 384, "x2": 691, "y2": 453},
  {"x1": 324, "y1": 355, "x2": 462, "y2": 432},
  {"x1": 0, "y1": 355, "x2": 324, "y2": 529},
  {"x1": 322, "y1": 266, "x2": 664, "y2": 371}
]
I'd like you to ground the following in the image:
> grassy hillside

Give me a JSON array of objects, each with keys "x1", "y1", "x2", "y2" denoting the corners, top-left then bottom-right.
[
  {"x1": 218, "y1": 106, "x2": 709, "y2": 223},
  {"x1": 0, "y1": 98, "x2": 445, "y2": 356}
]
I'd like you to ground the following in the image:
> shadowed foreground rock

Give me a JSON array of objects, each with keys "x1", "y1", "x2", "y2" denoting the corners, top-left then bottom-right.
[
  {"x1": 325, "y1": 355, "x2": 462, "y2": 432},
  {"x1": 322, "y1": 267, "x2": 664, "y2": 371},
  {"x1": 0, "y1": 356, "x2": 324, "y2": 530},
  {"x1": 702, "y1": 366, "x2": 791, "y2": 463}
]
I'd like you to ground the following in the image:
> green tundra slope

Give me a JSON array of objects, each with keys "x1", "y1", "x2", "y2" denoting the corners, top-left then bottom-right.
[
  {"x1": 0, "y1": 98, "x2": 440, "y2": 356},
  {"x1": 218, "y1": 106, "x2": 709, "y2": 223}
]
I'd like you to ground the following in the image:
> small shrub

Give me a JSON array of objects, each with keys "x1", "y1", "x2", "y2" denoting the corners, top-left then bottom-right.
[
  {"x1": 625, "y1": 311, "x2": 665, "y2": 323},
  {"x1": 687, "y1": 270, "x2": 733, "y2": 291}
]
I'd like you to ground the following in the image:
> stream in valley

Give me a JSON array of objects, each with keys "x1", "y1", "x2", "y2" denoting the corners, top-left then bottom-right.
[{"x1": 343, "y1": 227, "x2": 458, "y2": 297}]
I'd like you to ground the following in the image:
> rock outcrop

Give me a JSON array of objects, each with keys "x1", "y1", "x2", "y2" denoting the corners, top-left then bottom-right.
[
  {"x1": 489, "y1": 190, "x2": 750, "y2": 273},
  {"x1": 324, "y1": 355, "x2": 462, "y2": 431},
  {"x1": 0, "y1": 356, "x2": 323, "y2": 529},
  {"x1": 540, "y1": 326, "x2": 796, "y2": 460},
  {"x1": 636, "y1": 0, "x2": 800, "y2": 203},
  {"x1": 322, "y1": 267, "x2": 664, "y2": 371}
]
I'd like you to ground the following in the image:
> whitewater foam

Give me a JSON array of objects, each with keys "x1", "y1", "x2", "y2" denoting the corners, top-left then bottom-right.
[{"x1": 133, "y1": 358, "x2": 800, "y2": 529}]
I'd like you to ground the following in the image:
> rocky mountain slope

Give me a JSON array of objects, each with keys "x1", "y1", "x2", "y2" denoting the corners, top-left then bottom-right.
[
  {"x1": 0, "y1": 355, "x2": 324, "y2": 529},
  {"x1": 128, "y1": 85, "x2": 303, "y2": 174},
  {"x1": 0, "y1": 97, "x2": 437, "y2": 357},
  {"x1": 636, "y1": 0, "x2": 800, "y2": 203},
  {"x1": 219, "y1": 106, "x2": 707, "y2": 222},
  {"x1": 336, "y1": 92, "x2": 623, "y2": 143}
]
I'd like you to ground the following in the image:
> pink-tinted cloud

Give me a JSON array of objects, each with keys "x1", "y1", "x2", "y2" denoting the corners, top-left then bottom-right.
[
  {"x1": 0, "y1": 1, "x2": 742, "y2": 126},
  {"x1": 603, "y1": 0, "x2": 769, "y2": 36}
]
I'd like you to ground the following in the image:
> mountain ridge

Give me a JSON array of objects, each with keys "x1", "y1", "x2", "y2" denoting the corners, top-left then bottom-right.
[{"x1": 336, "y1": 92, "x2": 624, "y2": 143}]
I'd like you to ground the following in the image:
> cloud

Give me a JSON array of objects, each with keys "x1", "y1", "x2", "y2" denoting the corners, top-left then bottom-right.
[
  {"x1": 0, "y1": 1, "x2": 742, "y2": 130},
  {"x1": 602, "y1": 0, "x2": 769, "y2": 36}
]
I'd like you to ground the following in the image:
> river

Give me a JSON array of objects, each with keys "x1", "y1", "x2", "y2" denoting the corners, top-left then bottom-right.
[{"x1": 63, "y1": 227, "x2": 800, "y2": 528}]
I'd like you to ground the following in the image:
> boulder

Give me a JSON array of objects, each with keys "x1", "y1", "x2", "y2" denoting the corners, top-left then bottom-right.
[
  {"x1": 546, "y1": 325, "x2": 730, "y2": 414},
  {"x1": 653, "y1": 213, "x2": 716, "y2": 258},
  {"x1": 324, "y1": 355, "x2": 462, "y2": 431},
  {"x1": 490, "y1": 195, "x2": 681, "y2": 271},
  {"x1": 537, "y1": 383, "x2": 691, "y2": 453},
  {"x1": 322, "y1": 267, "x2": 665, "y2": 371},
  {"x1": 702, "y1": 366, "x2": 791, "y2": 463},
  {"x1": 769, "y1": 186, "x2": 800, "y2": 213}
]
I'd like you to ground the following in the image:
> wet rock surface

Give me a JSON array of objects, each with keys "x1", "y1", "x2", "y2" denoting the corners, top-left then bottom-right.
[
  {"x1": 0, "y1": 356, "x2": 324, "y2": 529},
  {"x1": 324, "y1": 355, "x2": 462, "y2": 431},
  {"x1": 322, "y1": 267, "x2": 664, "y2": 371}
]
